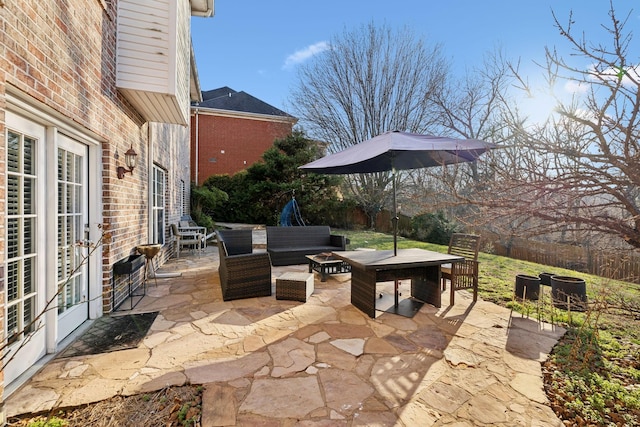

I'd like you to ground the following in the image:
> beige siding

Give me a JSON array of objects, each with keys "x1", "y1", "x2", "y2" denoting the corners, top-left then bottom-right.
[
  {"x1": 117, "y1": 0, "x2": 191, "y2": 125},
  {"x1": 176, "y1": 0, "x2": 192, "y2": 123}
]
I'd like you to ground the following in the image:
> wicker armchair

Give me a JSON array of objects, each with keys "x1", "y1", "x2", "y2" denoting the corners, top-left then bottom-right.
[
  {"x1": 216, "y1": 229, "x2": 272, "y2": 301},
  {"x1": 441, "y1": 233, "x2": 480, "y2": 305}
]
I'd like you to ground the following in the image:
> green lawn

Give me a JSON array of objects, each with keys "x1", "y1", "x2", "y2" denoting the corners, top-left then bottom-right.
[{"x1": 339, "y1": 229, "x2": 640, "y2": 426}]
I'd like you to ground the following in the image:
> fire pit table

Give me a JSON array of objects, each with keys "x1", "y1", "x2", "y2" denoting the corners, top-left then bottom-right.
[{"x1": 306, "y1": 253, "x2": 352, "y2": 282}]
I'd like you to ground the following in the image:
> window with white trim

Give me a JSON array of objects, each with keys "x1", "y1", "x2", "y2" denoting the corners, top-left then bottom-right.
[{"x1": 152, "y1": 165, "x2": 166, "y2": 244}]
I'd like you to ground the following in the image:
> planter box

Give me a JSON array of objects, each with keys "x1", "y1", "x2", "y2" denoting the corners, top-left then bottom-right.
[
  {"x1": 113, "y1": 254, "x2": 145, "y2": 275},
  {"x1": 550, "y1": 276, "x2": 588, "y2": 311},
  {"x1": 538, "y1": 272, "x2": 555, "y2": 286},
  {"x1": 515, "y1": 274, "x2": 540, "y2": 301}
]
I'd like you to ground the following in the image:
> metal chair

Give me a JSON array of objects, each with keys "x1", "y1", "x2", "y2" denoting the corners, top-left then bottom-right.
[
  {"x1": 170, "y1": 223, "x2": 204, "y2": 258},
  {"x1": 178, "y1": 220, "x2": 211, "y2": 248},
  {"x1": 180, "y1": 216, "x2": 217, "y2": 245},
  {"x1": 441, "y1": 233, "x2": 481, "y2": 305}
]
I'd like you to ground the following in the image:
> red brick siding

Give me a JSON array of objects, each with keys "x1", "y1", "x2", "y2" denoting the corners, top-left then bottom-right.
[
  {"x1": 190, "y1": 112, "x2": 294, "y2": 184},
  {"x1": 1, "y1": 0, "x2": 191, "y2": 319}
]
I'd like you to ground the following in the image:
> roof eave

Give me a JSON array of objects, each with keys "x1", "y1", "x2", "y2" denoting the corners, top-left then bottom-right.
[
  {"x1": 189, "y1": 42, "x2": 203, "y2": 103},
  {"x1": 190, "y1": 0, "x2": 214, "y2": 17},
  {"x1": 191, "y1": 106, "x2": 298, "y2": 124}
]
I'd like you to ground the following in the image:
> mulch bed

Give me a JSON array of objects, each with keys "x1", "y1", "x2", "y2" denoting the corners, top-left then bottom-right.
[{"x1": 7, "y1": 385, "x2": 203, "y2": 427}]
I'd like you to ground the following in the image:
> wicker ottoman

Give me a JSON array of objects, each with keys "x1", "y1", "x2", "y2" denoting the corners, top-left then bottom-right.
[{"x1": 276, "y1": 272, "x2": 314, "y2": 302}]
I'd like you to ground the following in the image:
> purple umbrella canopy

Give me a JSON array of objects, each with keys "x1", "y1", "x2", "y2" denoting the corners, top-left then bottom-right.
[
  {"x1": 300, "y1": 130, "x2": 495, "y2": 174},
  {"x1": 300, "y1": 130, "x2": 496, "y2": 255}
]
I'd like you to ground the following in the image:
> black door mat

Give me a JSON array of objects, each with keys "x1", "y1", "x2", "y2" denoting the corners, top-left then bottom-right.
[{"x1": 58, "y1": 312, "x2": 158, "y2": 358}]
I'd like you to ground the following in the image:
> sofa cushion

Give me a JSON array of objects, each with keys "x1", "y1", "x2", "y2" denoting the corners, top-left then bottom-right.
[
  {"x1": 266, "y1": 226, "x2": 346, "y2": 266},
  {"x1": 217, "y1": 229, "x2": 253, "y2": 255},
  {"x1": 267, "y1": 246, "x2": 340, "y2": 254},
  {"x1": 266, "y1": 226, "x2": 332, "y2": 248}
]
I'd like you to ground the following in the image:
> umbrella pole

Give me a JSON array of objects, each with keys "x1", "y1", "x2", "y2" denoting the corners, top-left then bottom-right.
[
  {"x1": 393, "y1": 171, "x2": 399, "y2": 307},
  {"x1": 392, "y1": 171, "x2": 398, "y2": 256}
]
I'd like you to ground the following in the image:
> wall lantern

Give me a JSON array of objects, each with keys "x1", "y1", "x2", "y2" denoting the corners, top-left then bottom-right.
[{"x1": 117, "y1": 146, "x2": 138, "y2": 179}]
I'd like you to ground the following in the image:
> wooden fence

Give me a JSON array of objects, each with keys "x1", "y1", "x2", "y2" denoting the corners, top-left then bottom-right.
[
  {"x1": 342, "y1": 208, "x2": 412, "y2": 235},
  {"x1": 489, "y1": 237, "x2": 640, "y2": 285},
  {"x1": 340, "y1": 209, "x2": 640, "y2": 285}
]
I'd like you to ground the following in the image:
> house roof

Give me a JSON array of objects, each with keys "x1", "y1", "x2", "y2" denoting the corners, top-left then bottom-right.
[{"x1": 196, "y1": 87, "x2": 295, "y2": 118}]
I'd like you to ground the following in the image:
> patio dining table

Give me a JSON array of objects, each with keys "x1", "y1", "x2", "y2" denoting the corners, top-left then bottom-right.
[{"x1": 331, "y1": 249, "x2": 464, "y2": 318}]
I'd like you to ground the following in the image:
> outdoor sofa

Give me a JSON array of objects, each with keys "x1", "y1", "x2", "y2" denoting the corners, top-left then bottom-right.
[
  {"x1": 217, "y1": 229, "x2": 272, "y2": 301},
  {"x1": 266, "y1": 225, "x2": 346, "y2": 266}
]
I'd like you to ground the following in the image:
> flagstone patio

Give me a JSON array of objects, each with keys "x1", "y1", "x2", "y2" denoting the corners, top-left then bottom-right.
[{"x1": 6, "y1": 232, "x2": 566, "y2": 426}]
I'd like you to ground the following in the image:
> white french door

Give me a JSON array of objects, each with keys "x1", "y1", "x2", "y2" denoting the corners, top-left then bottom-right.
[
  {"x1": 4, "y1": 112, "x2": 91, "y2": 386},
  {"x1": 56, "y1": 135, "x2": 89, "y2": 339},
  {"x1": 4, "y1": 112, "x2": 47, "y2": 385}
]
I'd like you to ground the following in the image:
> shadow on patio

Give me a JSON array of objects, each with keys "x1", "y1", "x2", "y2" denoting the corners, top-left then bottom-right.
[{"x1": 6, "y1": 239, "x2": 566, "y2": 426}]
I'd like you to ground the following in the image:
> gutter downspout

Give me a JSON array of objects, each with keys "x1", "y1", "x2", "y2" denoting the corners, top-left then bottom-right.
[
  {"x1": 195, "y1": 107, "x2": 199, "y2": 185},
  {"x1": 147, "y1": 123, "x2": 154, "y2": 241}
]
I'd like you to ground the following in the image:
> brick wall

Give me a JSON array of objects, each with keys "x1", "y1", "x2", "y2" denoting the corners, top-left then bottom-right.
[
  {"x1": 150, "y1": 121, "x2": 192, "y2": 258},
  {"x1": 1, "y1": 0, "x2": 148, "y2": 271},
  {"x1": 0, "y1": 0, "x2": 193, "y2": 388},
  {"x1": 190, "y1": 111, "x2": 295, "y2": 184}
]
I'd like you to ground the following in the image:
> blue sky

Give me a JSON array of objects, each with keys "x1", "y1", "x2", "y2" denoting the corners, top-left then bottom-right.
[{"x1": 191, "y1": 1, "x2": 638, "y2": 114}]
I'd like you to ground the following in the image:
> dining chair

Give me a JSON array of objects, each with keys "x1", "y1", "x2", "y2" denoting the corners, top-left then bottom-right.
[{"x1": 441, "y1": 233, "x2": 481, "y2": 305}]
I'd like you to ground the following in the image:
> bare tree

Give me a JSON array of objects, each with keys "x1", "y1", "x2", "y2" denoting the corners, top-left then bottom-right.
[
  {"x1": 290, "y1": 22, "x2": 448, "y2": 227},
  {"x1": 402, "y1": 49, "x2": 514, "y2": 229},
  {"x1": 470, "y1": 2, "x2": 640, "y2": 250}
]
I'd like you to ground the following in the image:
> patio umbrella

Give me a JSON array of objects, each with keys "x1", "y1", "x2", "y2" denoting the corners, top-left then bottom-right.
[{"x1": 300, "y1": 130, "x2": 496, "y2": 255}]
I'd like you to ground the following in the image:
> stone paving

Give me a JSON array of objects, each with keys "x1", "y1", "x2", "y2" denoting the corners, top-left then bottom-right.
[{"x1": 6, "y1": 236, "x2": 566, "y2": 426}]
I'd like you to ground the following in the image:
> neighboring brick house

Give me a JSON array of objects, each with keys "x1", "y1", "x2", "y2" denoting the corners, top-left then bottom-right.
[
  {"x1": 190, "y1": 87, "x2": 297, "y2": 185},
  {"x1": 0, "y1": 0, "x2": 213, "y2": 407}
]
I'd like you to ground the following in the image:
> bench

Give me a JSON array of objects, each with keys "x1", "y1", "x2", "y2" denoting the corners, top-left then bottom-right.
[{"x1": 266, "y1": 226, "x2": 346, "y2": 266}]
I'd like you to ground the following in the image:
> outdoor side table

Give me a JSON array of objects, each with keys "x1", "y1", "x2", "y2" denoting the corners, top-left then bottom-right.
[{"x1": 276, "y1": 272, "x2": 314, "y2": 302}]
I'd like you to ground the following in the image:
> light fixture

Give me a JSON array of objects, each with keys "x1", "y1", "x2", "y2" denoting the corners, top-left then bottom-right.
[{"x1": 117, "y1": 146, "x2": 138, "y2": 179}]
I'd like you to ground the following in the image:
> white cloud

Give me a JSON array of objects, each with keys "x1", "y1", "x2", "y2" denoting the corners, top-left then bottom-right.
[
  {"x1": 589, "y1": 63, "x2": 640, "y2": 86},
  {"x1": 282, "y1": 41, "x2": 330, "y2": 70},
  {"x1": 558, "y1": 64, "x2": 640, "y2": 94},
  {"x1": 564, "y1": 80, "x2": 588, "y2": 94}
]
